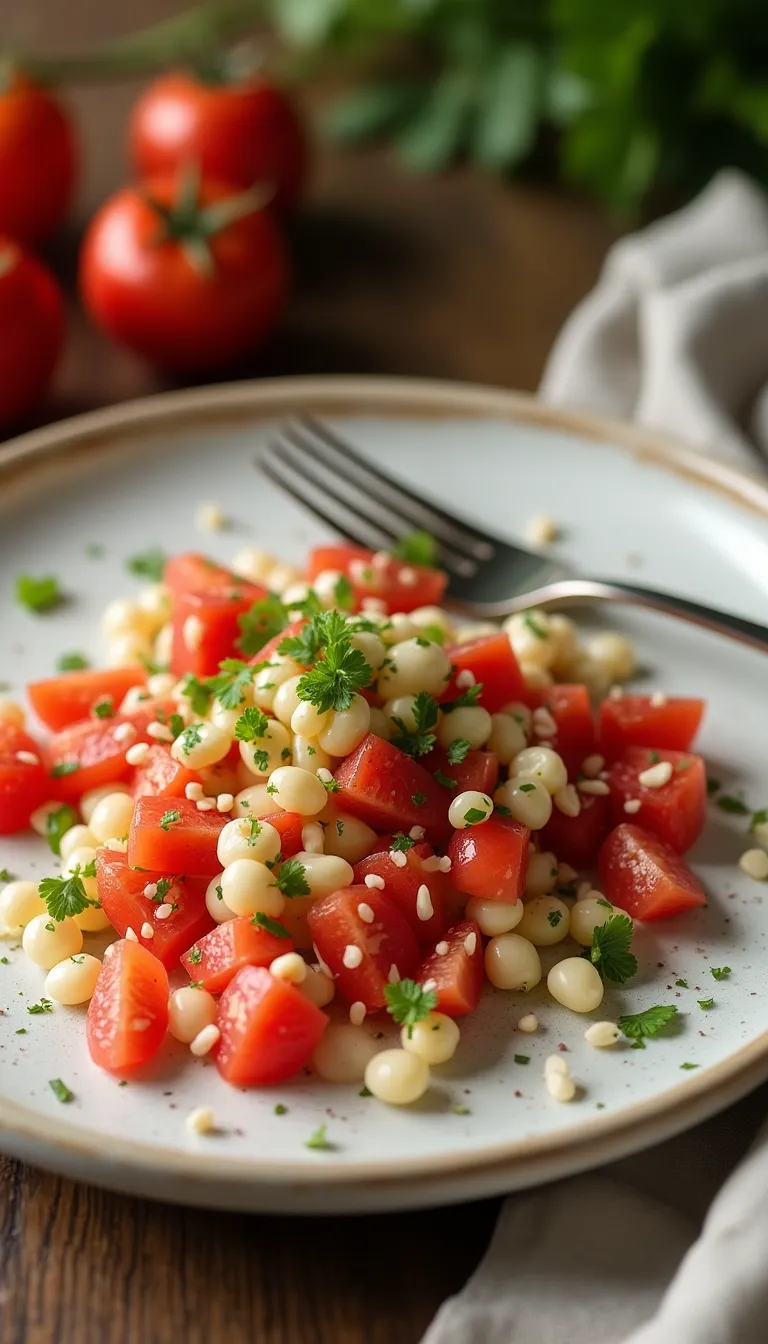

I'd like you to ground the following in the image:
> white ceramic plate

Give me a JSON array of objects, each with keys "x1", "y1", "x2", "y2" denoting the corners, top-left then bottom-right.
[{"x1": 1, "y1": 376, "x2": 768, "y2": 1215}]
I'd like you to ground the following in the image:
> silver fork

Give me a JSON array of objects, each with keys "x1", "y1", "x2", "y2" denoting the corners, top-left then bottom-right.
[{"x1": 259, "y1": 416, "x2": 768, "y2": 653}]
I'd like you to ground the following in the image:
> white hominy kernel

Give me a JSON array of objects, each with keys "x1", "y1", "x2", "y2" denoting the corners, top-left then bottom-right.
[
  {"x1": 581, "y1": 753, "x2": 605, "y2": 778},
  {"x1": 183, "y1": 615, "x2": 204, "y2": 652},
  {"x1": 609, "y1": 685, "x2": 623, "y2": 700},
  {"x1": 185, "y1": 781, "x2": 204, "y2": 801},
  {"x1": 585, "y1": 1021, "x2": 621, "y2": 1048},
  {"x1": 416, "y1": 885, "x2": 434, "y2": 921},
  {"x1": 532, "y1": 707, "x2": 557, "y2": 739},
  {"x1": 422, "y1": 978, "x2": 437, "y2": 993},
  {"x1": 518, "y1": 1013, "x2": 538, "y2": 1033},
  {"x1": 364, "y1": 1049, "x2": 430, "y2": 1105},
  {"x1": 570, "y1": 896, "x2": 616, "y2": 947},
  {"x1": 147, "y1": 721, "x2": 173, "y2": 742},
  {"x1": 448, "y1": 789, "x2": 493, "y2": 830},
  {"x1": 485, "y1": 933, "x2": 542, "y2": 991},
  {"x1": 216, "y1": 793, "x2": 235, "y2": 813},
  {"x1": 739, "y1": 849, "x2": 768, "y2": 881},
  {"x1": 343, "y1": 944, "x2": 363, "y2": 969},
  {"x1": 554, "y1": 784, "x2": 581, "y2": 818},
  {"x1": 456, "y1": 669, "x2": 476, "y2": 689},
  {"x1": 390, "y1": 851, "x2": 407, "y2": 869},
  {"x1": 650, "y1": 691, "x2": 668, "y2": 707},
  {"x1": 147, "y1": 672, "x2": 175, "y2": 698},
  {"x1": 435, "y1": 941, "x2": 449, "y2": 956},
  {"x1": 544, "y1": 1054, "x2": 569, "y2": 1077},
  {"x1": 155, "y1": 903, "x2": 173, "y2": 920},
  {"x1": 546, "y1": 1071, "x2": 576, "y2": 1103},
  {"x1": 496, "y1": 775, "x2": 552, "y2": 829},
  {"x1": 438, "y1": 856, "x2": 452, "y2": 873},
  {"x1": 638, "y1": 761, "x2": 673, "y2": 789},
  {"x1": 114, "y1": 722, "x2": 137, "y2": 745},
  {"x1": 624, "y1": 798, "x2": 642, "y2": 814},
  {"x1": 525, "y1": 514, "x2": 559, "y2": 546},
  {"x1": 578, "y1": 778, "x2": 610, "y2": 796},
  {"x1": 195, "y1": 501, "x2": 226, "y2": 533},
  {"x1": 30, "y1": 801, "x2": 62, "y2": 836},
  {"x1": 140, "y1": 922, "x2": 154, "y2": 939},
  {"x1": 317, "y1": 767, "x2": 334, "y2": 785},
  {"x1": 22, "y1": 913, "x2": 82, "y2": 967},
  {"x1": 44, "y1": 953, "x2": 102, "y2": 1005},
  {"x1": 15, "y1": 750, "x2": 39, "y2": 766},
  {"x1": 421, "y1": 856, "x2": 441, "y2": 872},
  {"x1": 186, "y1": 1106, "x2": 216, "y2": 1135},
  {"x1": 312, "y1": 1023, "x2": 381, "y2": 1082},
  {"x1": 364, "y1": 874, "x2": 386, "y2": 889},
  {"x1": 190, "y1": 1024, "x2": 221, "y2": 1057},
  {"x1": 463, "y1": 931, "x2": 477, "y2": 956},
  {"x1": 301, "y1": 822, "x2": 325, "y2": 855},
  {"x1": 143, "y1": 882, "x2": 158, "y2": 899},
  {"x1": 105, "y1": 837, "x2": 128, "y2": 853},
  {"x1": 512, "y1": 745, "x2": 568, "y2": 796},
  {"x1": 125, "y1": 741, "x2": 150, "y2": 766},
  {"x1": 388, "y1": 963, "x2": 400, "y2": 983},
  {"x1": 301, "y1": 967, "x2": 335, "y2": 1008},
  {"x1": 0, "y1": 880, "x2": 45, "y2": 930},
  {"x1": 357, "y1": 902, "x2": 375, "y2": 923},
  {"x1": 125, "y1": 926, "x2": 138, "y2": 942},
  {"x1": 361, "y1": 597, "x2": 387, "y2": 614},
  {"x1": 402, "y1": 1012, "x2": 460, "y2": 1065},
  {"x1": 547, "y1": 957, "x2": 604, "y2": 1012},
  {"x1": 350, "y1": 1001, "x2": 366, "y2": 1026},
  {"x1": 466, "y1": 897, "x2": 523, "y2": 936},
  {"x1": 577, "y1": 881, "x2": 593, "y2": 900},
  {"x1": 270, "y1": 952, "x2": 307, "y2": 983},
  {"x1": 196, "y1": 798, "x2": 216, "y2": 812},
  {"x1": 409, "y1": 825, "x2": 425, "y2": 840},
  {"x1": 588, "y1": 632, "x2": 636, "y2": 681}
]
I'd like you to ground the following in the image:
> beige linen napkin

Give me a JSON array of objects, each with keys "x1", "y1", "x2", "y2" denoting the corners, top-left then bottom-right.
[{"x1": 423, "y1": 171, "x2": 768, "y2": 1344}]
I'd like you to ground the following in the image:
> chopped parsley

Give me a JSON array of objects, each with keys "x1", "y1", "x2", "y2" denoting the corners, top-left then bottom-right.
[
  {"x1": 446, "y1": 737, "x2": 471, "y2": 765},
  {"x1": 706, "y1": 776, "x2": 721, "y2": 796},
  {"x1": 710, "y1": 966, "x2": 731, "y2": 981},
  {"x1": 585, "y1": 914, "x2": 637, "y2": 984},
  {"x1": 391, "y1": 691, "x2": 439, "y2": 758},
  {"x1": 390, "y1": 832, "x2": 416, "y2": 853},
  {"x1": 495, "y1": 803, "x2": 511, "y2": 816},
  {"x1": 442, "y1": 683, "x2": 484, "y2": 711},
  {"x1": 153, "y1": 877, "x2": 174, "y2": 902},
  {"x1": 92, "y1": 697, "x2": 114, "y2": 719},
  {"x1": 295, "y1": 611, "x2": 373, "y2": 713},
  {"x1": 126, "y1": 547, "x2": 166, "y2": 581},
  {"x1": 51, "y1": 761, "x2": 79, "y2": 778},
  {"x1": 333, "y1": 575, "x2": 354, "y2": 610},
  {"x1": 274, "y1": 1103, "x2": 288, "y2": 1116},
  {"x1": 547, "y1": 909, "x2": 563, "y2": 928},
  {"x1": 208, "y1": 659, "x2": 255, "y2": 709},
  {"x1": 463, "y1": 807, "x2": 488, "y2": 825},
  {"x1": 234, "y1": 706, "x2": 270, "y2": 741},
  {"x1": 518, "y1": 782, "x2": 536, "y2": 793},
  {"x1": 39, "y1": 872, "x2": 93, "y2": 922},
  {"x1": 452, "y1": 1103, "x2": 471, "y2": 1115},
  {"x1": 28, "y1": 998, "x2": 54, "y2": 1015},
  {"x1": 698, "y1": 998, "x2": 714, "y2": 1010},
  {"x1": 618, "y1": 1005, "x2": 678, "y2": 1040},
  {"x1": 392, "y1": 530, "x2": 438, "y2": 568},
  {"x1": 384, "y1": 978, "x2": 437, "y2": 1037},
  {"x1": 716, "y1": 795, "x2": 750, "y2": 816},
  {"x1": 514, "y1": 1054, "x2": 530, "y2": 1065},
  {"x1": 411, "y1": 792, "x2": 427, "y2": 807},
  {"x1": 49, "y1": 1078, "x2": 74, "y2": 1103},
  {"x1": 177, "y1": 724, "x2": 204, "y2": 755},
  {"x1": 305, "y1": 1123, "x2": 332, "y2": 1150},
  {"x1": 45, "y1": 804, "x2": 78, "y2": 857},
  {"x1": 57, "y1": 652, "x2": 90, "y2": 672},
  {"x1": 522, "y1": 610, "x2": 547, "y2": 639},
  {"x1": 187, "y1": 946, "x2": 202, "y2": 965},
  {"x1": 434, "y1": 768, "x2": 457, "y2": 790},
  {"x1": 236, "y1": 593, "x2": 290, "y2": 654},
  {"x1": 751, "y1": 808, "x2": 768, "y2": 830},
  {"x1": 335, "y1": 820, "x2": 344, "y2": 837},
  {"x1": 252, "y1": 912, "x2": 290, "y2": 938},
  {"x1": 359, "y1": 1085, "x2": 373, "y2": 1097},
  {"x1": 422, "y1": 623, "x2": 445, "y2": 646},
  {"x1": 181, "y1": 674, "x2": 212, "y2": 716},
  {"x1": 15, "y1": 573, "x2": 64, "y2": 614},
  {"x1": 680, "y1": 1062, "x2": 699, "y2": 1070},
  {"x1": 675, "y1": 978, "x2": 688, "y2": 989},
  {"x1": 273, "y1": 859, "x2": 311, "y2": 899},
  {"x1": 648, "y1": 750, "x2": 660, "y2": 764},
  {"x1": 159, "y1": 809, "x2": 181, "y2": 831}
]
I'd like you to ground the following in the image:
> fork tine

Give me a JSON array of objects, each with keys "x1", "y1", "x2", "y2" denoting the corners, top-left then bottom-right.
[
  {"x1": 294, "y1": 417, "x2": 495, "y2": 561},
  {"x1": 259, "y1": 446, "x2": 396, "y2": 553}
]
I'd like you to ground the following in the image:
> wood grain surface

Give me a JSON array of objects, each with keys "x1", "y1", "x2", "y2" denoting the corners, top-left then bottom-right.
[{"x1": 0, "y1": 5, "x2": 618, "y2": 1342}]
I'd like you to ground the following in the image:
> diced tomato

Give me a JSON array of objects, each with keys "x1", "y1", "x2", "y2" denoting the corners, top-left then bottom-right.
[
  {"x1": 130, "y1": 743, "x2": 201, "y2": 800},
  {"x1": 307, "y1": 885, "x2": 420, "y2": 1011},
  {"x1": 448, "y1": 813, "x2": 529, "y2": 901},
  {"x1": 598, "y1": 823, "x2": 707, "y2": 921},
  {"x1": 181, "y1": 916, "x2": 293, "y2": 995},
  {"x1": 28, "y1": 665, "x2": 148, "y2": 732},
  {"x1": 424, "y1": 746, "x2": 499, "y2": 799},
  {"x1": 608, "y1": 747, "x2": 706, "y2": 854},
  {"x1": 247, "y1": 617, "x2": 305, "y2": 668},
  {"x1": 0, "y1": 722, "x2": 47, "y2": 834},
  {"x1": 441, "y1": 633, "x2": 528, "y2": 713},
  {"x1": 45, "y1": 698, "x2": 178, "y2": 802},
  {"x1": 535, "y1": 684, "x2": 596, "y2": 777},
  {"x1": 165, "y1": 552, "x2": 267, "y2": 678},
  {"x1": 333, "y1": 734, "x2": 451, "y2": 845},
  {"x1": 540, "y1": 790, "x2": 611, "y2": 870},
  {"x1": 353, "y1": 840, "x2": 451, "y2": 945},
  {"x1": 598, "y1": 695, "x2": 705, "y2": 758},
  {"x1": 86, "y1": 939, "x2": 169, "y2": 1075},
  {"x1": 416, "y1": 919, "x2": 483, "y2": 1017},
  {"x1": 216, "y1": 964, "x2": 328, "y2": 1086},
  {"x1": 261, "y1": 810, "x2": 304, "y2": 858},
  {"x1": 128, "y1": 795, "x2": 227, "y2": 875},
  {"x1": 96, "y1": 847, "x2": 214, "y2": 969},
  {"x1": 307, "y1": 543, "x2": 447, "y2": 615}
]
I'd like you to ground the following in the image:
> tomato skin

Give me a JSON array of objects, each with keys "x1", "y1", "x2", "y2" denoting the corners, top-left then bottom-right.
[
  {"x1": 45, "y1": 698, "x2": 178, "y2": 802},
  {"x1": 333, "y1": 734, "x2": 451, "y2": 845},
  {"x1": 166, "y1": 553, "x2": 267, "y2": 677},
  {"x1": 247, "y1": 617, "x2": 305, "y2": 668},
  {"x1": 261, "y1": 810, "x2": 304, "y2": 858},
  {"x1": 535, "y1": 685, "x2": 596, "y2": 778},
  {"x1": 181, "y1": 916, "x2": 292, "y2": 995},
  {"x1": 608, "y1": 747, "x2": 706, "y2": 854},
  {"x1": 130, "y1": 744, "x2": 201, "y2": 800},
  {"x1": 96, "y1": 848, "x2": 214, "y2": 970},
  {"x1": 448, "y1": 814, "x2": 530, "y2": 902},
  {"x1": 86, "y1": 939, "x2": 169, "y2": 1076},
  {"x1": 0, "y1": 78, "x2": 77, "y2": 244},
  {"x1": 80, "y1": 175, "x2": 289, "y2": 374},
  {"x1": 130, "y1": 73, "x2": 307, "y2": 213},
  {"x1": 540, "y1": 790, "x2": 611, "y2": 869},
  {"x1": 307, "y1": 544, "x2": 447, "y2": 615},
  {"x1": 417, "y1": 919, "x2": 483, "y2": 1017},
  {"x1": 442, "y1": 634, "x2": 528, "y2": 713},
  {"x1": 0, "y1": 722, "x2": 47, "y2": 834},
  {"x1": 598, "y1": 695, "x2": 705, "y2": 758},
  {"x1": 216, "y1": 964, "x2": 328, "y2": 1087},
  {"x1": 307, "y1": 885, "x2": 420, "y2": 1011},
  {"x1": 598, "y1": 823, "x2": 707, "y2": 921},
  {"x1": 28, "y1": 665, "x2": 147, "y2": 733},
  {"x1": 353, "y1": 840, "x2": 451, "y2": 945},
  {"x1": 0, "y1": 238, "x2": 63, "y2": 426},
  {"x1": 424, "y1": 747, "x2": 499, "y2": 799},
  {"x1": 128, "y1": 795, "x2": 227, "y2": 876}
]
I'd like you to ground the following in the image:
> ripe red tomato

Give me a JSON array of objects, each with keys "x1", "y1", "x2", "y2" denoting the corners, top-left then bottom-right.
[
  {"x1": 307, "y1": 885, "x2": 420, "y2": 1011},
  {"x1": 534, "y1": 684, "x2": 596, "y2": 778},
  {"x1": 128, "y1": 795, "x2": 227, "y2": 876},
  {"x1": 129, "y1": 72, "x2": 307, "y2": 213},
  {"x1": 0, "y1": 238, "x2": 63, "y2": 426},
  {"x1": 598, "y1": 695, "x2": 705, "y2": 758},
  {"x1": 307, "y1": 544, "x2": 447, "y2": 616},
  {"x1": 96, "y1": 849, "x2": 214, "y2": 970},
  {"x1": 130, "y1": 744, "x2": 202, "y2": 801},
  {"x1": 45, "y1": 697, "x2": 178, "y2": 802},
  {"x1": 334, "y1": 734, "x2": 451, "y2": 845},
  {"x1": 598, "y1": 823, "x2": 707, "y2": 921},
  {"x1": 0, "y1": 77, "x2": 77, "y2": 244},
  {"x1": 608, "y1": 747, "x2": 706, "y2": 854},
  {"x1": 540, "y1": 790, "x2": 611, "y2": 869},
  {"x1": 448, "y1": 814, "x2": 530, "y2": 902},
  {"x1": 216, "y1": 965, "x2": 328, "y2": 1087},
  {"x1": 441, "y1": 634, "x2": 528, "y2": 713},
  {"x1": 0, "y1": 721, "x2": 47, "y2": 834},
  {"x1": 86, "y1": 939, "x2": 169, "y2": 1076},
  {"x1": 79, "y1": 173, "x2": 289, "y2": 373},
  {"x1": 353, "y1": 839, "x2": 452, "y2": 945},
  {"x1": 166, "y1": 553, "x2": 267, "y2": 677},
  {"x1": 416, "y1": 919, "x2": 483, "y2": 1017},
  {"x1": 28, "y1": 665, "x2": 147, "y2": 733},
  {"x1": 181, "y1": 916, "x2": 293, "y2": 995}
]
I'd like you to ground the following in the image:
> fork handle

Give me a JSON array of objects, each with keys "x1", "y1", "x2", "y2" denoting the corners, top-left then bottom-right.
[{"x1": 507, "y1": 578, "x2": 768, "y2": 654}]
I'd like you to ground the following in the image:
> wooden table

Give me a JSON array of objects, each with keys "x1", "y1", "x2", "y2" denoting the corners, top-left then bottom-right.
[{"x1": 0, "y1": 7, "x2": 620, "y2": 1340}]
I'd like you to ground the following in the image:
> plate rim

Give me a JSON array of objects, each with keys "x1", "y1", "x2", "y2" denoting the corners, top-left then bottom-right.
[{"x1": 2, "y1": 371, "x2": 768, "y2": 1205}]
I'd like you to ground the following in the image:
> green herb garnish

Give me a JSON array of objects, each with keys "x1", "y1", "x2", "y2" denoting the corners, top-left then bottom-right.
[
  {"x1": 15, "y1": 574, "x2": 64, "y2": 614},
  {"x1": 586, "y1": 914, "x2": 637, "y2": 984},
  {"x1": 127, "y1": 547, "x2": 166, "y2": 581},
  {"x1": 618, "y1": 1005, "x2": 678, "y2": 1039},
  {"x1": 384, "y1": 977, "x2": 437, "y2": 1037},
  {"x1": 49, "y1": 1078, "x2": 74, "y2": 1103}
]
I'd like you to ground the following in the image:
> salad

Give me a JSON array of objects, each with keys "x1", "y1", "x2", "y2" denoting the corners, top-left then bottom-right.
[{"x1": 0, "y1": 534, "x2": 722, "y2": 1123}]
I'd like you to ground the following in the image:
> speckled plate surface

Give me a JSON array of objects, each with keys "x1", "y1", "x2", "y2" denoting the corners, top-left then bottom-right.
[{"x1": 1, "y1": 376, "x2": 768, "y2": 1215}]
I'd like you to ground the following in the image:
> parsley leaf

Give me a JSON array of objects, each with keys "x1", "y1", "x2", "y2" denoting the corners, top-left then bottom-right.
[
  {"x1": 0, "y1": 868, "x2": 12, "y2": 884},
  {"x1": 680, "y1": 1062, "x2": 699, "y2": 1070},
  {"x1": 274, "y1": 859, "x2": 311, "y2": 899},
  {"x1": 333, "y1": 575, "x2": 354, "y2": 610},
  {"x1": 295, "y1": 611, "x2": 373, "y2": 713},
  {"x1": 522, "y1": 610, "x2": 547, "y2": 639},
  {"x1": 586, "y1": 914, "x2": 637, "y2": 984},
  {"x1": 234, "y1": 706, "x2": 270, "y2": 741},
  {"x1": 57, "y1": 652, "x2": 90, "y2": 672},
  {"x1": 39, "y1": 872, "x2": 93, "y2": 922},
  {"x1": 126, "y1": 548, "x2": 166, "y2": 582},
  {"x1": 411, "y1": 791, "x2": 427, "y2": 806},
  {"x1": 45, "y1": 804, "x2": 78, "y2": 857},
  {"x1": 514, "y1": 1053, "x2": 530, "y2": 1065},
  {"x1": 208, "y1": 659, "x2": 254, "y2": 709},
  {"x1": 618, "y1": 1005, "x2": 678, "y2": 1039},
  {"x1": 252, "y1": 911, "x2": 291, "y2": 938},
  {"x1": 305, "y1": 1123, "x2": 332, "y2": 1150},
  {"x1": 446, "y1": 737, "x2": 471, "y2": 765},
  {"x1": 187, "y1": 946, "x2": 202, "y2": 964},
  {"x1": 51, "y1": 761, "x2": 79, "y2": 778},
  {"x1": 384, "y1": 977, "x2": 437, "y2": 1037},
  {"x1": 710, "y1": 966, "x2": 731, "y2": 981},
  {"x1": 92, "y1": 697, "x2": 114, "y2": 719},
  {"x1": 392, "y1": 530, "x2": 439, "y2": 568},
  {"x1": 434, "y1": 768, "x2": 457, "y2": 789},
  {"x1": 463, "y1": 806, "x2": 489, "y2": 825},
  {"x1": 751, "y1": 808, "x2": 768, "y2": 831},
  {"x1": 390, "y1": 690, "x2": 439, "y2": 758},
  {"x1": 390, "y1": 832, "x2": 416, "y2": 853},
  {"x1": 159, "y1": 809, "x2": 181, "y2": 831},
  {"x1": 698, "y1": 998, "x2": 714, "y2": 1010},
  {"x1": 28, "y1": 998, "x2": 54, "y2": 1015},
  {"x1": 675, "y1": 979, "x2": 688, "y2": 989},
  {"x1": 547, "y1": 909, "x2": 563, "y2": 927},
  {"x1": 716, "y1": 795, "x2": 750, "y2": 816},
  {"x1": 176, "y1": 724, "x2": 203, "y2": 756},
  {"x1": 180, "y1": 674, "x2": 212, "y2": 716},
  {"x1": 706, "y1": 776, "x2": 721, "y2": 796},
  {"x1": 236, "y1": 593, "x2": 289, "y2": 655},
  {"x1": 49, "y1": 1078, "x2": 74, "y2": 1103},
  {"x1": 15, "y1": 573, "x2": 64, "y2": 614},
  {"x1": 442, "y1": 683, "x2": 484, "y2": 711}
]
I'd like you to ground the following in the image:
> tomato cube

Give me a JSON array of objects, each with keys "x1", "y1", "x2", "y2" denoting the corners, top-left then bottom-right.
[
  {"x1": 307, "y1": 885, "x2": 420, "y2": 1011},
  {"x1": 45, "y1": 697, "x2": 179, "y2": 802},
  {"x1": 598, "y1": 823, "x2": 707, "y2": 921},
  {"x1": 353, "y1": 839, "x2": 451, "y2": 945},
  {"x1": 424, "y1": 747, "x2": 499, "y2": 799},
  {"x1": 448, "y1": 814, "x2": 529, "y2": 901},
  {"x1": 130, "y1": 743, "x2": 201, "y2": 800},
  {"x1": 260, "y1": 810, "x2": 305, "y2": 858},
  {"x1": 96, "y1": 848, "x2": 214, "y2": 969},
  {"x1": 608, "y1": 747, "x2": 706, "y2": 853},
  {"x1": 0, "y1": 722, "x2": 47, "y2": 834},
  {"x1": 28, "y1": 665, "x2": 148, "y2": 732},
  {"x1": 333, "y1": 734, "x2": 450, "y2": 845},
  {"x1": 166, "y1": 553, "x2": 267, "y2": 677},
  {"x1": 182, "y1": 916, "x2": 293, "y2": 994},
  {"x1": 598, "y1": 695, "x2": 705, "y2": 758},
  {"x1": 535, "y1": 684, "x2": 596, "y2": 777},
  {"x1": 540, "y1": 791, "x2": 612, "y2": 870},
  {"x1": 128, "y1": 795, "x2": 227, "y2": 875},
  {"x1": 216, "y1": 965, "x2": 328, "y2": 1086},
  {"x1": 86, "y1": 939, "x2": 169, "y2": 1076},
  {"x1": 416, "y1": 919, "x2": 483, "y2": 1017},
  {"x1": 308, "y1": 544, "x2": 447, "y2": 615},
  {"x1": 442, "y1": 634, "x2": 527, "y2": 713}
]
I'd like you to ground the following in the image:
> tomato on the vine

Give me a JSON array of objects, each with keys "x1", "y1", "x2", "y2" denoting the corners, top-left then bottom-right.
[
  {"x1": 129, "y1": 72, "x2": 307, "y2": 212},
  {"x1": 79, "y1": 169, "x2": 289, "y2": 372},
  {"x1": 0, "y1": 75, "x2": 77, "y2": 245},
  {"x1": 0, "y1": 238, "x2": 63, "y2": 426}
]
